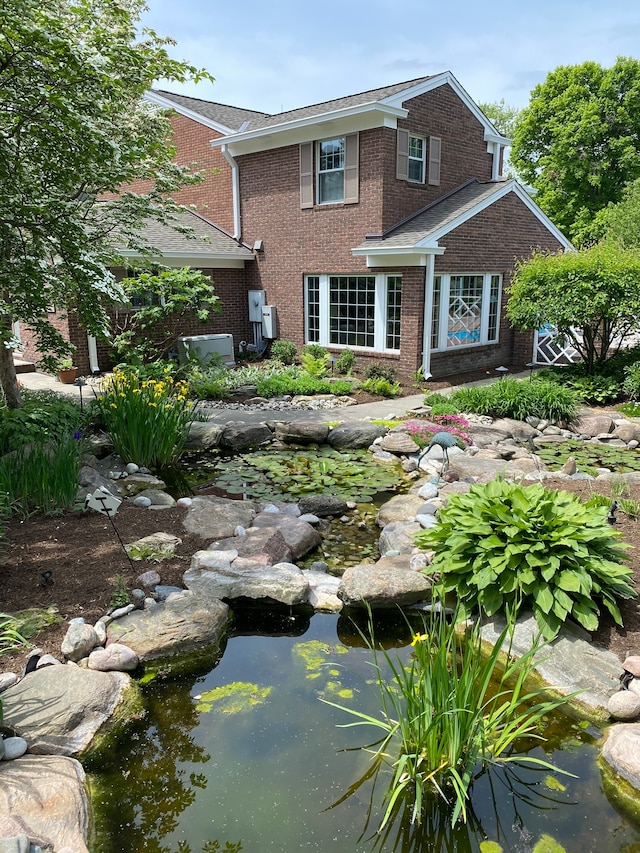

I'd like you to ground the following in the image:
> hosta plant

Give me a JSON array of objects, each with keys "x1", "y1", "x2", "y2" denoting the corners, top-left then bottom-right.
[{"x1": 415, "y1": 480, "x2": 635, "y2": 640}]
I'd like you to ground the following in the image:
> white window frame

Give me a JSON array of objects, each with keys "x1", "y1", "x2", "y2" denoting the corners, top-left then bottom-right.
[
  {"x1": 317, "y1": 137, "x2": 345, "y2": 204},
  {"x1": 431, "y1": 273, "x2": 502, "y2": 352},
  {"x1": 408, "y1": 134, "x2": 426, "y2": 183},
  {"x1": 305, "y1": 274, "x2": 402, "y2": 352}
]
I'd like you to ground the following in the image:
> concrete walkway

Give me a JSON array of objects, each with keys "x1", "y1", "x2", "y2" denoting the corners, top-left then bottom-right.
[{"x1": 15, "y1": 367, "x2": 529, "y2": 423}]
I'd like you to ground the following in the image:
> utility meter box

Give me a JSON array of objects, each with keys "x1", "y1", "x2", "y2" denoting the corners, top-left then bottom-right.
[
  {"x1": 261, "y1": 306, "x2": 277, "y2": 339},
  {"x1": 248, "y1": 290, "x2": 266, "y2": 323}
]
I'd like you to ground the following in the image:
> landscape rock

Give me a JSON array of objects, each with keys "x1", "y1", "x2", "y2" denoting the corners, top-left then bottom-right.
[
  {"x1": 576, "y1": 414, "x2": 615, "y2": 437},
  {"x1": 184, "y1": 421, "x2": 224, "y2": 450},
  {"x1": 378, "y1": 432, "x2": 421, "y2": 455},
  {"x1": 0, "y1": 755, "x2": 89, "y2": 853},
  {"x1": 338, "y1": 562, "x2": 433, "y2": 608},
  {"x1": 305, "y1": 571, "x2": 342, "y2": 612},
  {"x1": 61, "y1": 623, "x2": 99, "y2": 663},
  {"x1": 608, "y1": 690, "x2": 640, "y2": 721},
  {"x1": 601, "y1": 723, "x2": 640, "y2": 791},
  {"x1": 376, "y1": 494, "x2": 425, "y2": 527},
  {"x1": 135, "y1": 489, "x2": 176, "y2": 509},
  {"x1": 88, "y1": 643, "x2": 139, "y2": 672},
  {"x1": 185, "y1": 557, "x2": 309, "y2": 605},
  {"x1": 378, "y1": 520, "x2": 422, "y2": 555},
  {"x1": 210, "y1": 526, "x2": 293, "y2": 565},
  {"x1": 105, "y1": 590, "x2": 230, "y2": 662},
  {"x1": 127, "y1": 532, "x2": 181, "y2": 560},
  {"x1": 182, "y1": 495, "x2": 260, "y2": 539},
  {"x1": 273, "y1": 421, "x2": 330, "y2": 445},
  {"x1": 1, "y1": 737, "x2": 28, "y2": 761},
  {"x1": 250, "y1": 513, "x2": 322, "y2": 559},
  {"x1": 219, "y1": 422, "x2": 273, "y2": 451},
  {"x1": 1, "y1": 666, "x2": 137, "y2": 756},
  {"x1": 297, "y1": 494, "x2": 348, "y2": 518},
  {"x1": 117, "y1": 473, "x2": 167, "y2": 496},
  {"x1": 326, "y1": 423, "x2": 387, "y2": 449}
]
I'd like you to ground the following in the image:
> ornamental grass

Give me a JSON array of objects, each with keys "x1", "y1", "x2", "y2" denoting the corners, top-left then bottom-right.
[{"x1": 94, "y1": 366, "x2": 198, "y2": 468}]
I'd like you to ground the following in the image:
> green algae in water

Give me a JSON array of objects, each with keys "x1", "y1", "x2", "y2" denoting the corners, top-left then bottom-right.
[
  {"x1": 194, "y1": 681, "x2": 271, "y2": 714},
  {"x1": 292, "y1": 638, "x2": 353, "y2": 699},
  {"x1": 543, "y1": 774, "x2": 568, "y2": 792}
]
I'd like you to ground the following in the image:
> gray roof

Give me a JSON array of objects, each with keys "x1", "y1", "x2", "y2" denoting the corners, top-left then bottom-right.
[
  {"x1": 154, "y1": 76, "x2": 436, "y2": 134},
  {"x1": 120, "y1": 210, "x2": 253, "y2": 259},
  {"x1": 152, "y1": 89, "x2": 270, "y2": 132},
  {"x1": 358, "y1": 180, "x2": 513, "y2": 250}
]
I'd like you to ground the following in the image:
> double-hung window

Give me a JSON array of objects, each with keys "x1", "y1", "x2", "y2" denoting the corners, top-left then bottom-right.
[
  {"x1": 318, "y1": 138, "x2": 345, "y2": 203},
  {"x1": 305, "y1": 274, "x2": 402, "y2": 351},
  {"x1": 430, "y1": 273, "x2": 501, "y2": 350},
  {"x1": 408, "y1": 135, "x2": 425, "y2": 183}
]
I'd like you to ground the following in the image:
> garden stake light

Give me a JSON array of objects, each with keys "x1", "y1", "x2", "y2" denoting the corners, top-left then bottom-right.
[{"x1": 85, "y1": 487, "x2": 137, "y2": 572}]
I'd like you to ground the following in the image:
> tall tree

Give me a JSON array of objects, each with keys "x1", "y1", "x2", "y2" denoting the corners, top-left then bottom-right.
[
  {"x1": 478, "y1": 99, "x2": 521, "y2": 138},
  {"x1": 0, "y1": 0, "x2": 212, "y2": 407},
  {"x1": 589, "y1": 178, "x2": 640, "y2": 249},
  {"x1": 510, "y1": 58, "x2": 640, "y2": 244}
]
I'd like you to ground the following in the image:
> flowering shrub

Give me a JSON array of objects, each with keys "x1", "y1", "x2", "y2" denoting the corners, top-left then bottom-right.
[
  {"x1": 404, "y1": 417, "x2": 472, "y2": 449},
  {"x1": 94, "y1": 366, "x2": 197, "y2": 467}
]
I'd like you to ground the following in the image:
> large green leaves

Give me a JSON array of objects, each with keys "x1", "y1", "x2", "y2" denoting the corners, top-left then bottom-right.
[{"x1": 416, "y1": 480, "x2": 635, "y2": 640}]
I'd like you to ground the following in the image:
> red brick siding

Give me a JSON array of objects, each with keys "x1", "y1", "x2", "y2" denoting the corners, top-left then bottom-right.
[{"x1": 18, "y1": 310, "x2": 71, "y2": 368}]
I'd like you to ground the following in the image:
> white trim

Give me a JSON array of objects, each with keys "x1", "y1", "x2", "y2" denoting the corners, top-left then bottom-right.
[
  {"x1": 221, "y1": 144, "x2": 241, "y2": 239},
  {"x1": 117, "y1": 250, "x2": 249, "y2": 269},
  {"x1": 351, "y1": 245, "x2": 445, "y2": 267},
  {"x1": 143, "y1": 91, "x2": 236, "y2": 135},
  {"x1": 422, "y1": 256, "x2": 435, "y2": 379}
]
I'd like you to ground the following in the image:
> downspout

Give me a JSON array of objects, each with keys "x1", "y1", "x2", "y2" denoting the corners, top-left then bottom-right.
[
  {"x1": 220, "y1": 143, "x2": 241, "y2": 240},
  {"x1": 87, "y1": 334, "x2": 100, "y2": 374},
  {"x1": 491, "y1": 141, "x2": 502, "y2": 181},
  {"x1": 421, "y1": 254, "x2": 435, "y2": 380}
]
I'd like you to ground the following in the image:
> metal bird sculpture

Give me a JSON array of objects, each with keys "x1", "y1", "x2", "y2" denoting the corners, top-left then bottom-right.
[{"x1": 419, "y1": 430, "x2": 459, "y2": 472}]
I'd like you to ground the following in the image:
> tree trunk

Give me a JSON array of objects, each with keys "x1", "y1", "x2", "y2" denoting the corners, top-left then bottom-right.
[{"x1": 0, "y1": 335, "x2": 24, "y2": 409}]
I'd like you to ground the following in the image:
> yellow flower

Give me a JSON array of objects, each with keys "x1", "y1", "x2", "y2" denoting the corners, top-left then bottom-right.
[{"x1": 410, "y1": 633, "x2": 429, "y2": 646}]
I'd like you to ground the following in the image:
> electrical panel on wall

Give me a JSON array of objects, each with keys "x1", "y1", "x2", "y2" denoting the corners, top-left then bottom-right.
[{"x1": 248, "y1": 290, "x2": 266, "y2": 323}]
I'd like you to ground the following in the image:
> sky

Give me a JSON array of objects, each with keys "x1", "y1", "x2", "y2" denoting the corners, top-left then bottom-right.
[{"x1": 141, "y1": 0, "x2": 640, "y2": 115}]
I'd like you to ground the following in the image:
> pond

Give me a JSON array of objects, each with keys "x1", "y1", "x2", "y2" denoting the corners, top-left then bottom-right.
[{"x1": 88, "y1": 610, "x2": 640, "y2": 853}]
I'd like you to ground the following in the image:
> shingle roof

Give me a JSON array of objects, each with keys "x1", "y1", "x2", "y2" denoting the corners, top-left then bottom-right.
[
  {"x1": 119, "y1": 210, "x2": 253, "y2": 259},
  {"x1": 357, "y1": 180, "x2": 512, "y2": 250},
  {"x1": 152, "y1": 90, "x2": 270, "y2": 132},
  {"x1": 154, "y1": 76, "x2": 436, "y2": 133}
]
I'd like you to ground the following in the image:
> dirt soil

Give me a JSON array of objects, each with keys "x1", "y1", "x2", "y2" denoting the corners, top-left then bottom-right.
[{"x1": 1, "y1": 364, "x2": 638, "y2": 674}]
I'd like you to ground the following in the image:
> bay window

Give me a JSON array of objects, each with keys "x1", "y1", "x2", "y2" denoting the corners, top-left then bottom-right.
[
  {"x1": 431, "y1": 273, "x2": 502, "y2": 350},
  {"x1": 305, "y1": 274, "x2": 402, "y2": 351}
]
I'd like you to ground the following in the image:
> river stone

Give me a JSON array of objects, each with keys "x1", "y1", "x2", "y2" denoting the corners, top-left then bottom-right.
[
  {"x1": 88, "y1": 643, "x2": 139, "y2": 672},
  {"x1": 613, "y1": 422, "x2": 640, "y2": 443},
  {"x1": 297, "y1": 494, "x2": 348, "y2": 518},
  {"x1": 250, "y1": 513, "x2": 322, "y2": 559},
  {"x1": 182, "y1": 495, "x2": 260, "y2": 539},
  {"x1": 61, "y1": 622, "x2": 99, "y2": 662},
  {"x1": 273, "y1": 421, "x2": 330, "y2": 445},
  {"x1": 378, "y1": 520, "x2": 422, "y2": 555},
  {"x1": 105, "y1": 590, "x2": 230, "y2": 662},
  {"x1": 305, "y1": 571, "x2": 342, "y2": 612},
  {"x1": 465, "y1": 424, "x2": 512, "y2": 447},
  {"x1": 0, "y1": 755, "x2": 89, "y2": 853},
  {"x1": 219, "y1": 423, "x2": 273, "y2": 451},
  {"x1": 338, "y1": 563, "x2": 433, "y2": 608},
  {"x1": 1, "y1": 737, "x2": 28, "y2": 761},
  {"x1": 416, "y1": 481, "x2": 439, "y2": 500},
  {"x1": 489, "y1": 418, "x2": 540, "y2": 440},
  {"x1": 378, "y1": 433, "x2": 421, "y2": 455},
  {"x1": 479, "y1": 613, "x2": 622, "y2": 722},
  {"x1": 135, "y1": 569, "x2": 162, "y2": 589},
  {"x1": 326, "y1": 423, "x2": 387, "y2": 449},
  {"x1": 623, "y1": 656, "x2": 640, "y2": 677},
  {"x1": 1, "y1": 666, "x2": 136, "y2": 756},
  {"x1": 376, "y1": 494, "x2": 425, "y2": 527},
  {"x1": 0, "y1": 673, "x2": 18, "y2": 692},
  {"x1": 184, "y1": 421, "x2": 224, "y2": 450},
  {"x1": 608, "y1": 690, "x2": 640, "y2": 721},
  {"x1": 184, "y1": 559, "x2": 309, "y2": 606},
  {"x1": 135, "y1": 489, "x2": 176, "y2": 509},
  {"x1": 601, "y1": 723, "x2": 640, "y2": 791},
  {"x1": 210, "y1": 527, "x2": 293, "y2": 565}
]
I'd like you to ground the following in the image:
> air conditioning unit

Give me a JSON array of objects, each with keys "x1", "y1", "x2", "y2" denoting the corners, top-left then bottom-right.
[{"x1": 177, "y1": 334, "x2": 235, "y2": 368}]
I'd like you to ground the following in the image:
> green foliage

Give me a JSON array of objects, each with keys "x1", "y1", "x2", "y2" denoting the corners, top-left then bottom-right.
[
  {"x1": 300, "y1": 349, "x2": 330, "y2": 378},
  {"x1": 534, "y1": 369, "x2": 621, "y2": 405},
  {"x1": 109, "y1": 574, "x2": 130, "y2": 609},
  {"x1": 302, "y1": 344, "x2": 329, "y2": 359},
  {"x1": 478, "y1": 99, "x2": 522, "y2": 138},
  {"x1": 325, "y1": 601, "x2": 573, "y2": 827},
  {"x1": 113, "y1": 267, "x2": 220, "y2": 364},
  {"x1": 423, "y1": 392, "x2": 460, "y2": 416},
  {"x1": 362, "y1": 377, "x2": 401, "y2": 398},
  {"x1": 335, "y1": 348, "x2": 356, "y2": 375},
  {"x1": 0, "y1": 0, "x2": 213, "y2": 407},
  {"x1": 363, "y1": 362, "x2": 397, "y2": 383},
  {"x1": 508, "y1": 245, "x2": 640, "y2": 373},
  {"x1": 623, "y1": 361, "x2": 640, "y2": 401},
  {"x1": 256, "y1": 374, "x2": 351, "y2": 397},
  {"x1": 0, "y1": 434, "x2": 83, "y2": 516},
  {"x1": 0, "y1": 390, "x2": 83, "y2": 454},
  {"x1": 449, "y1": 377, "x2": 579, "y2": 423},
  {"x1": 416, "y1": 480, "x2": 636, "y2": 639},
  {"x1": 591, "y1": 177, "x2": 640, "y2": 248},
  {"x1": 510, "y1": 58, "x2": 640, "y2": 243},
  {"x1": 534, "y1": 439, "x2": 640, "y2": 477},
  {"x1": 0, "y1": 613, "x2": 28, "y2": 658},
  {"x1": 269, "y1": 339, "x2": 297, "y2": 365},
  {"x1": 92, "y1": 365, "x2": 198, "y2": 467}
]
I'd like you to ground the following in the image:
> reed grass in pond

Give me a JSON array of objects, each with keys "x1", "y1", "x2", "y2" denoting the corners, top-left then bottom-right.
[
  {"x1": 88, "y1": 613, "x2": 640, "y2": 853},
  {"x1": 182, "y1": 447, "x2": 403, "y2": 503}
]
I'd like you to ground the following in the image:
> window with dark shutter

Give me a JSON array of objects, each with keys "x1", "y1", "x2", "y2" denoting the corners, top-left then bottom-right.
[
  {"x1": 396, "y1": 129, "x2": 409, "y2": 180},
  {"x1": 344, "y1": 133, "x2": 359, "y2": 204},
  {"x1": 428, "y1": 136, "x2": 441, "y2": 186},
  {"x1": 300, "y1": 142, "x2": 313, "y2": 208}
]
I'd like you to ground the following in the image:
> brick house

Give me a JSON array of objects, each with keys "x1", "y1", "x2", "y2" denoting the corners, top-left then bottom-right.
[{"x1": 21, "y1": 72, "x2": 572, "y2": 378}]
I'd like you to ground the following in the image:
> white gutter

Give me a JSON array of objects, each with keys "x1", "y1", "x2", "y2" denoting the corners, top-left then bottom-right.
[
  {"x1": 220, "y1": 143, "x2": 241, "y2": 240},
  {"x1": 421, "y1": 254, "x2": 436, "y2": 380},
  {"x1": 87, "y1": 334, "x2": 100, "y2": 374}
]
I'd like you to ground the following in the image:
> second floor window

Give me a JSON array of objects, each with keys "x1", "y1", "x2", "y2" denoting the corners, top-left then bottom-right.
[
  {"x1": 318, "y1": 138, "x2": 345, "y2": 203},
  {"x1": 408, "y1": 135, "x2": 425, "y2": 183}
]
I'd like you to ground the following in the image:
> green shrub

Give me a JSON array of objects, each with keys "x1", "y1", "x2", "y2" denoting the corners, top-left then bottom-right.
[
  {"x1": 362, "y1": 377, "x2": 401, "y2": 398},
  {"x1": 623, "y1": 362, "x2": 640, "y2": 401},
  {"x1": 270, "y1": 339, "x2": 297, "y2": 365},
  {"x1": 449, "y1": 377, "x2": 579, "y2": 423},
  {"x1": 325, "y1": 600, "x2": 572, "y2": 828},
  {"x1": 302, "y1": 343, "x2": 329, "y2": 359},
  {"x1": 92, "y1": 366, "x2": 198, "y2": 468},
  {"x1": 256, "y1": 374, "x2": 352, "y2": 397},
  {"x1": 0, "y1": 390, "x2": 83, "y2": 454},
  {"x1": 335, "y1": 348, "x2": 356, "y2": 375},
  {"x1": 187, "y1": 366, "x2": 230, "y2": 400},
  {"x1": 300, "y1": 350, "x2": 330, "y2": 378},
  {"x1": 363, "y1": 362, "x2": 397, "y2": 383},
  {"x1": 415, "y1": 479, "x2": 635, "y2": 639},
  {"x1": 534, "y1": 369, "x2": 621, "y2": 405}
]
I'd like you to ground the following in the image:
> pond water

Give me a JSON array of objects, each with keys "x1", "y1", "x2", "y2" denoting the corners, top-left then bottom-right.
[{"x1": 88, "y1": 611, "x2": 640, "y2": 853}]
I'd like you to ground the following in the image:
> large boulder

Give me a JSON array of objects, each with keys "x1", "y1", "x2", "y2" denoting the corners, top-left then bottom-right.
[
  {"x1": 105, "y1": 590, "x2": 230, "y2": 662},
  {"x1": 297, "y1": 494, "x2": 348, "y2": 518},
  {"x1": 338, "y1": 562, "x2": 433, "y2": 608},
  {"x1": 219, "y1": 423, "x2": 273, "y2": 451},
  {"x1": 273, "y1": 421, "x2": 330, "y2": 445},
  {"x1": 185, "y1": 556, "x2": 309, "y2": 605},
  {"x1": 376, "y1": 494, "x2": 425, "y2": 527},
  {"x1": 0, "y1": 755, "x2": 89, "y2": 853},
  {"x1": 184, "y1": 421, "x2": 224, "y2": 450},
  {"x1": 182, "y1": 495, "x2": 260, "y2": 539},
  {"x1": 210, "y1": 526, "x2": 293, "y2": 564},
  {"x1": 327, "y1": 423, "x2": 387, "y2": 449},
  {"x1": 378, "y1": 520, "x2": 422, "y2": 555},
  {"x1": 250, "y1": 512, "x2": 322, "y2": 559},
  {"x1": 2, "y1": 667, "x2": 139, "y2": 757}
]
